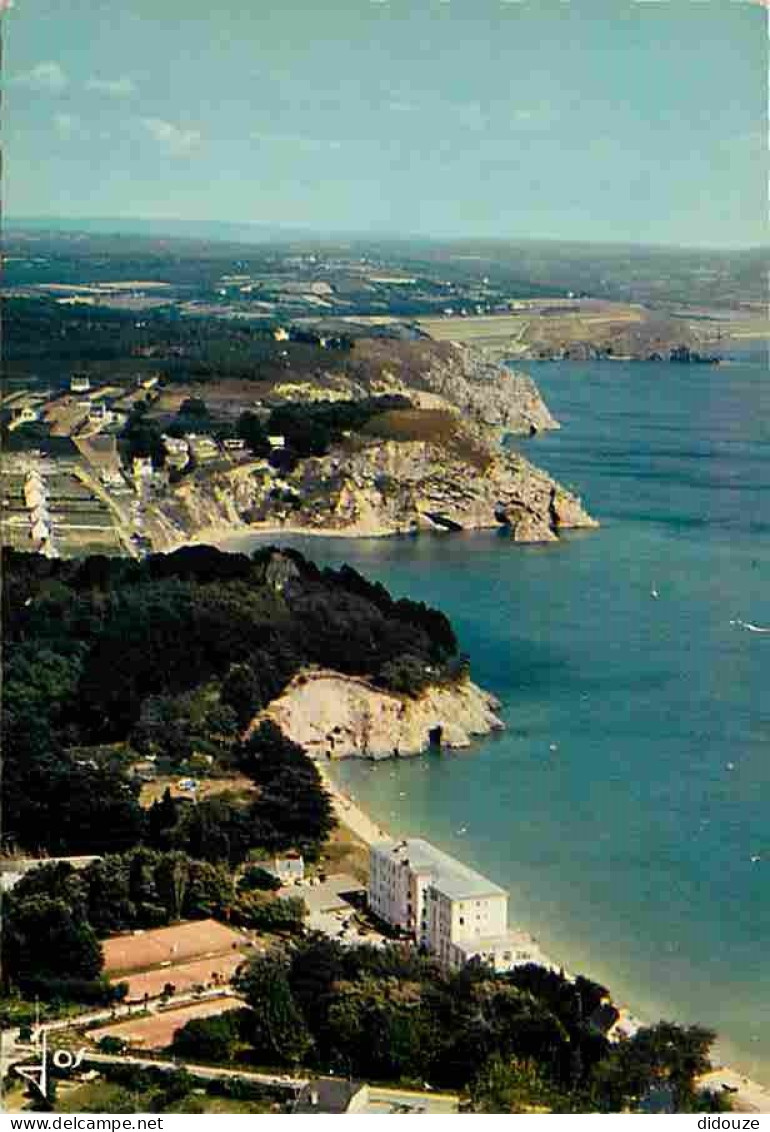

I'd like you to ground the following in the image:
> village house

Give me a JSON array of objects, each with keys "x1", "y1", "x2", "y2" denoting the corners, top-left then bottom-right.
[
  {"x1": 162, "y1": 434, "x2": 191, "y2": 470},
  {"x1": 270, "y1": 852, "x2": 305, "y2": 884},
  {"x1": 186, "y1": 433, "x2": 220, "y2": 462}
]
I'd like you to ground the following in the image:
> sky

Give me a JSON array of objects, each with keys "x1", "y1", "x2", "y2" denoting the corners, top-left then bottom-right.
[{"x1": 3, "y1": 0, "x2": 768, "y2": 247}]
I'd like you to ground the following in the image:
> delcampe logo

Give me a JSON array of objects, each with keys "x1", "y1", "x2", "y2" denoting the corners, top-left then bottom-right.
[{"x1": 15, "y1": 1029, "x2": 87, "y2": 1100}]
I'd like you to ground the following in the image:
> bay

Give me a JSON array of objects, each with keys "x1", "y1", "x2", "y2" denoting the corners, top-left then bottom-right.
[{"x1": 222, "y1": 352, "x2": 769, "y2": 1083}]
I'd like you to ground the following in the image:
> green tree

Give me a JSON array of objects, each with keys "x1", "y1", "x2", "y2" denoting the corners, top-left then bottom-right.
[
  {"x1": 592, "y1": 1022, "x2": 716, "y2": 1112},
  {"x1": 3, "y1": 895, "x2": 103, "y2": 992},
  {"x1": 232, "y1": 892, "x2": 305, "y2": 933},
  {"x1": 236, "y1": 956, "x2": 312, "y2": 1065},
  {"x1": 470, "y1": 1054, "x2": 561, "y2": 1113},
  {"x1": 237, "y1": 411, "x2": 270, "y2": 457},
  {"x1": 238, "y1": 865, "x2": 281, "y2": 892},
  {"x1": 171, "y1": 1009, "x2": 245, "y2": 1063}
]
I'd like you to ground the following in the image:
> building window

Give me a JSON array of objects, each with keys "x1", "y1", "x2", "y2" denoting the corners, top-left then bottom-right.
[{"x1": 459, "y1": 917, "x2": 465, "y2": 926}]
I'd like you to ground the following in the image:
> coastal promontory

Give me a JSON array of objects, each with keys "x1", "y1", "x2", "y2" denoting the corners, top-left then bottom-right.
[{"x1": 140, "y1": 339, "x2": 596, "y2": 549}]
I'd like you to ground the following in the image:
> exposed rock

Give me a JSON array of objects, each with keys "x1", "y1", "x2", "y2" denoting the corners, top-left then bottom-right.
[
  {"x1": 153, "y1": 422, "x2": 596, "y2": 545},
  {"x1": 412, "y1": 345, "x2": 560, "y2": 435},
  {"x1": 251, "y1": 668, "x2": 504, "y2": 759},
  {"x1": 346, "y1": 339, "x2": 559, "y2": 435},
  {"x1": 146, "y1": 342, "x2": 597, "y2": 548}
]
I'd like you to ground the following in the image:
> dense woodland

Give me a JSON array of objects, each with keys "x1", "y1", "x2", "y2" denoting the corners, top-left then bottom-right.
[
  {"x1": 162, "y1": 939, "x2": 725, "y2": 1114},
  {"x1": 2, "y1": 544, "x2": 457, "y2": 859},
  {"x1": 2, "y1": 543, "x2": 459, "y2": 1011}
]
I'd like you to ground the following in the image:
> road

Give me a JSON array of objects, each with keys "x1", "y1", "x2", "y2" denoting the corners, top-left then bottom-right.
[
  {"x1": 0, "y1": 988, "x2": 240, "y2": 1080},
  {"x1": 83, "y1": 1050, "x2": 308, "y2": 1092}
]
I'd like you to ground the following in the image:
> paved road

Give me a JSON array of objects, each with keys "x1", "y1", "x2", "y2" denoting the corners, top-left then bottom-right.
[
  {"x1": 0, "y1": 988, "x2": 240, "y2": 1078},
  {"x1": 83, "y1": 1050, "x2": 307, "y2": 1092}
]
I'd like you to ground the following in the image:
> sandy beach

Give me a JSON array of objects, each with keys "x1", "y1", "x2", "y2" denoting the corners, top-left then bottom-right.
[
  {"x1": 316, "y1": 758, "x2": 393, "y2": 846},
  {"x1": 317, "y1": 758, "x2": 768, "y2": 1113}
]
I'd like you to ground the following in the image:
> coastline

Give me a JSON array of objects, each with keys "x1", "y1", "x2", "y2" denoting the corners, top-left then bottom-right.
[
  {"x1": 162, "y1": 513, "x2": 567, "y2": 553},
  {"x1": 317, "y1": 758, "x2": 770, "y2": 1115}
]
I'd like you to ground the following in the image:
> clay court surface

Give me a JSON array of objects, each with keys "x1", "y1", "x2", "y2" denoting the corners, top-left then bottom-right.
[
  {"x1": 119, "y1": 951, "x2": 250, "y2": 1000},
  {"x1": 102, "y1": 919, "x2": 247, "y2": 975},
  {"x1": 90, "y1": 997, "x2": 246, "y2": 1049}
]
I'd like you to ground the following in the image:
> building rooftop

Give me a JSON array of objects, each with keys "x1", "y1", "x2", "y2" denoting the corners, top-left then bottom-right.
[
  {"x1": 372, "y1": 838, "x2": 507, "y2": 901},
  {"x1": 293, "y1": 1078, "x2": 365, "y2": 1114}
]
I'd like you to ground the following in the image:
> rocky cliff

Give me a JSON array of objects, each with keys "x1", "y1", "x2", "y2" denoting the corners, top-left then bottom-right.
[
  {"x1": 252, "y1": 668, "x2": 504, "y2": 760},
  {"x1": 151, "y1": 422, "x2": 595, "y2": 546},
  {"x1": 346, "y1": 338, "x2": 560, "y2": 435},
  {"x1": 144, "y1": 341, "x2": 596, "y2": 548}
]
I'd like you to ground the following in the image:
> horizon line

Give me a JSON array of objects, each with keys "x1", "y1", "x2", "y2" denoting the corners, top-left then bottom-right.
[{"x1": 5, "y1": 215, "x2": 767, "y2": 255}]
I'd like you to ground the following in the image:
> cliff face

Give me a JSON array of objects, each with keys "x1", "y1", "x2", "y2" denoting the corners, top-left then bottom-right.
[
  {"x1": 151, "y1": 426, "x2": 595, "y2": 546},
  {"x1": 347, "y1": 338, "x2": 559, "y2": 435},
  {"x1": 252, "y1": 668, "x2": 504, "y2": 759},
  {"x1": 145, "y1": 341, "x2": 596, "y2": 548}
]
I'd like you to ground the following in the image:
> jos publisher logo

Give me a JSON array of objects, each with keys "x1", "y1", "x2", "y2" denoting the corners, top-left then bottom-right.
[{"x1": 15, "y1": 1029, "x2": 88, "y2": 1100}]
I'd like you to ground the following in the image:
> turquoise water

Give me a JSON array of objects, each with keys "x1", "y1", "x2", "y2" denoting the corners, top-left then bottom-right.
[{"x1": 222, "y1": 353, "x2": 769, "y2": 1082}]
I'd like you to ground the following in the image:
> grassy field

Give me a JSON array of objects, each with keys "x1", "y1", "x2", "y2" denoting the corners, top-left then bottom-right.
[
  {"x1": 138, "y1": 774, "x2": 256, "y2": 807},
  {"x1": 417, "y1": 313, "x2": 531, "y2": 342},
  {"x1": 362, "y1": 408, "x2": 492, "y2": 471},
  {"x1": 318, "y1": 822, "x2": 370, "y2": 884},
  {"x1": 51, "y1": 1079, "x2": 273, "y2": 1115},
  {"x1": 418, "y1": 305, "x2": 645, "y2": 348}
]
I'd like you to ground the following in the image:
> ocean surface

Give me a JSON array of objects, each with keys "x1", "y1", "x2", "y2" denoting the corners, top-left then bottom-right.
[{"x1": 223, "y1": 351, "x2": 769, "y2": 1083}]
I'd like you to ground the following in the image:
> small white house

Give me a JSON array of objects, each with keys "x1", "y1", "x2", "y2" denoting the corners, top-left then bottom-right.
[
  {"x1": 70, "y1": 374, "x2": 91, "y2": 393},
  {"x1": 267, "y1": 434, "x2": 286, "y2": 451},
  {"x1": 271, "y1": 853, "x2": 305, "y2": 883}
]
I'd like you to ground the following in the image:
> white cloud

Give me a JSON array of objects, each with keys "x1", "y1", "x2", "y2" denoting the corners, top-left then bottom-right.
[
  {"x1": 16, "y1": 60, "x2": 68, "y2": 92},
  {"x1": 85, "y1": 76, "x2": 137, "y2": 98},
  {"x1": 140, "y1": 117, "x2": 202, "y2": 155}
]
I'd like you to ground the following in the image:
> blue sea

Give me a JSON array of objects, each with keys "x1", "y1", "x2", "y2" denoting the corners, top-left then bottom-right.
[{"x1": 224, "y1": 351, "x2": 769, "y2": 1083}]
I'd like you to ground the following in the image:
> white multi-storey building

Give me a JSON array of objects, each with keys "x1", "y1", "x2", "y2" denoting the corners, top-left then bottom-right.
[{"x1": 369, "y1": 838, "x2": 541, "y2": 972}]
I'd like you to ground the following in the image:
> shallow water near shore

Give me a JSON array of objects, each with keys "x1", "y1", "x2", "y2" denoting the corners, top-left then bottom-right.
[{"x1": 219, "y1": 352, "x2": 769, "y2": 1085}]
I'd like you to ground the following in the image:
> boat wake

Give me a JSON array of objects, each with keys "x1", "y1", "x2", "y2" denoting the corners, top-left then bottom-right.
[{"x1": 730, "y1": 619, "x2": 770, "y2": 634}]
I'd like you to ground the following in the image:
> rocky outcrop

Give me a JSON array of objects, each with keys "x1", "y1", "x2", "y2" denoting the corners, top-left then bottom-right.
[
  {"x1": 252, "y1": 668, "x2": 504, "y2": 759},
  {"x1": 347, "y1": 339, "x2": 559, "y2": 435},
  {"x1": 152, "y1": 420, "x2": 596, "y2": 545},
  {"x1": 412, "y1": 346, "x2": 560, "y2": 435},
  {"x1": 145, "y1": 341, "x2": 597, "y2": 548}
]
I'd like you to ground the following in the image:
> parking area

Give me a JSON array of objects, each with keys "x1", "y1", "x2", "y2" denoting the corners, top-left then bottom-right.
[
  {"x1": 363, "y1": 1087, "x2": 460, "y2": 1114},
  {"x1": 279, "y1": 873, "x2": 386, "y2": 945}
]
